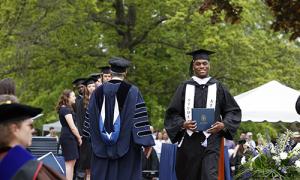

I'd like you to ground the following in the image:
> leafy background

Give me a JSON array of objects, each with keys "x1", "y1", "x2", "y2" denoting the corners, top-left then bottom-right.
[{"x1": 1, "y1": 0, "x2": 299, "y2": 140}]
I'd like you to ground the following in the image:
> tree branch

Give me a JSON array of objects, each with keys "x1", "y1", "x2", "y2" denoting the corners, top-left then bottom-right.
[
  {"x1": 145, "y1": 40, "x2": 184, "y2": 50},
  {"x1": 130, "y1": 16, "x2": 167, "y2": 49}
]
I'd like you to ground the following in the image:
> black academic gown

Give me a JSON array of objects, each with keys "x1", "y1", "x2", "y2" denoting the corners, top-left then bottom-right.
[
  {"x1": 74, "y1": 95, "x2": 84, "y2": 129},
  {"x1": 164, "y1": 77, "x2": 241, "y2": 180},
  {"x1": 76, "y1": 98, "x2": 92, "y2": 171},
  {"x1": 296, "y1": 96, "x2": 300, "y2": 115},
  {"x1": 142, "y1": 148, "x2": 159, "y2": 179}
]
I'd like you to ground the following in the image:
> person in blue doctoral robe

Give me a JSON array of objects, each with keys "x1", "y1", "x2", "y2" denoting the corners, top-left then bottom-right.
[
  {"x1": 164, "y1": 49, "x2": 241, "y2": 180},
  {"x1": 83, "y1": 57, "x2": 155, "y2": 180}
]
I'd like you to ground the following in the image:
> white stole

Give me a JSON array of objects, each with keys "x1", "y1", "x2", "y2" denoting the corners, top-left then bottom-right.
[{"x1": 183, "y1": 76, "x2": 217, "y2": 147}]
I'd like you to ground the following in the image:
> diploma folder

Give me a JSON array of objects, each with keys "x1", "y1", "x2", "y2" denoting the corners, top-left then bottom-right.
[
  {"x1": 192, "y1": 108, "x2": 214, "y2": 131},
  {"x1": 37, "y1": 152, "x2": 65, "y2": 175}
]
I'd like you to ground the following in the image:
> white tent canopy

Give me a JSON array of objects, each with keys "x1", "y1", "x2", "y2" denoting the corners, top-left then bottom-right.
[
  {"x1": 234, "y1": 80, "x2": 300, "y2": 122},
  {"x1": 42, "y1": 120, "x2": 61, "y2": 132}
]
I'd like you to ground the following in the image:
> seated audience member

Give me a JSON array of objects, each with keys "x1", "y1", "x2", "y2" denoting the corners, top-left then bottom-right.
[
  {"x1": 256, "y1": 133, "x2": 265, "y2": 152},
  {"x1": 153, "y1": 131, "x2": 163, "y2": 160},
  {"x1": 46, "y1": 126, "x2": 59, "y2": 141},
  {"x1": 239, "y1": 133, "x2": 246, "y2": 140},
  {"x1": 162, "y1": 132, "x2": 171, "y2": 144},
  {"x1": 0, "y1": 78, "x2": 18, "y2": 104},
  {"x1": 0, "y1": 103, "x2": 65, "y2": 180},
  {"x1": 246, "y1": 132, "x2": 256, "y2": 150},
  {"x1": 230, "y1": 139, "x2": 252, "y2": 176}
]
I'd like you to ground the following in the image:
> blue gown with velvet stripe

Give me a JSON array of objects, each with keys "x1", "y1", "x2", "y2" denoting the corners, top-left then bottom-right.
[
  {"x1": 83, "y1": 80, "x2": 154, "y2": 180},
  {"x1": 0, "y1": 146, "x2": 36, "y2": 180}
]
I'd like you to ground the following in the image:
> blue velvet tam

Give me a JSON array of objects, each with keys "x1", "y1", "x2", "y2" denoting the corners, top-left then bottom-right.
[
  {"x1": 109, "y1": 57, "x2": 131, "y2": 73},
  {"x1": 98, "y1": 66, "x2": 111, "y2": 74}
]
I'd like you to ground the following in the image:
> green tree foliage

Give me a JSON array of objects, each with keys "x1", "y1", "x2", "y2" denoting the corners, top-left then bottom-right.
[
  {"x1": 200, "y1": 0, "x2": 300, "y2": 40},
  {"x1": 0, "y1": 0, "x2": 299, "y2": 135}
]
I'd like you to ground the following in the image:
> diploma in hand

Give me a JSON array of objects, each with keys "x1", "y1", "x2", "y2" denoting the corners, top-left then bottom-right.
[
  {"x1": 38, "y1": 152, "x2": 65, "y2": 175},
  {"x1": 192, "y1": 108, "x2": 214, "y2": 131}
]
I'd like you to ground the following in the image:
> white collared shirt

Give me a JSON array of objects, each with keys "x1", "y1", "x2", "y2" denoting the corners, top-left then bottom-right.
[{"x1": 192, "y1": 76, "x2": 211, "y2": 85}]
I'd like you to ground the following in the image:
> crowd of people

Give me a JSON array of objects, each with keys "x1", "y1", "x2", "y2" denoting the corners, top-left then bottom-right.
[
  {"x1": 53, "y1": 64, "x2": 113, "y2": 180},
  {"x1": 1, "y1": 48, "x2": 300, "y2": 180},
  {"x1": 227, "y1": 131, "x2": 300, "y2": 177}
]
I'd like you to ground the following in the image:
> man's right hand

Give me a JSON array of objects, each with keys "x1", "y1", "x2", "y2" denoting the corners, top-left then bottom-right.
[{"x1": 182, "y1": 120, "x2": 197, "y2": 131}]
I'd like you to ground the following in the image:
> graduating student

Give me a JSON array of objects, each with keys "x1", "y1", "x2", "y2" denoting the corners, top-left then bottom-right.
[
  {"x1": 71, "y1": 78, "x2": 87, "y2": 179},
  {"x1": 72, "y1": 78, "x2": 86, "y2": 98},
  {"x1": 83, "y1": 57, "x2": 154, "y2": 180},
  {"x1": 99, "y1": 66, "x2": 112, "y2": 83},
  {"x1": 77, "y1": 77, "x2": 96, "y2": 180},
  {"x1": 164, "y1": 49, "x2": 241, "y2": 180},
  {"x1": 0, "y1": 103, "x2": 65, "y2": 180},
  {"x1": 72, "y1": 77, "x2": 86, "y2": 116},
  {"x1": 296, "y1": 96, "x2": 300, "y2": 115},
  {"x1": 89, "y1": 73, "x2": 102, "y2": 87},
  {"x1": 76, "y1": 77, "x2": 97, "y2": 135},
  {"x1": 72, "y1": 78, "x2": 86, "y2": 128}
]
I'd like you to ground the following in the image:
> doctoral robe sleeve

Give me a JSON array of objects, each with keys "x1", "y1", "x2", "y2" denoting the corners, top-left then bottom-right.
[
  {"x1": 219, "y1": 84, "x2": 241, "y2": 140},
  {"x1": 164, "y1": 84, "x2": 186, "y2": 144},
  {"x1": 132, "y1": 91, "x2": 155, "y2": 147},
  {"x1": 296, "y1": 96, "x2": 300, "y2": 115}
]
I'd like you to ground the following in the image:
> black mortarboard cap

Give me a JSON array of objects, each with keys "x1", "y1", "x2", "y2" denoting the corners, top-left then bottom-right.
[
  {"x1": 187, "y1": 49, "x2": 215, "y2": 76},
  {"x1": 99, "y1": 66, "x2": 111, "y2": 74},
  {"x1": 186, "y1": 49, "x2": 215, "y2": 61},
  {"x1": 83, "y1": 77, "x2": 97, "y2": 86},
  {"x1": 109, "y1": 57, "x2": 131, "y2": 73},
  {"x1": 72, "y1": 78, "x2": 86, "y2": 86},
  {"x1": 0, "y1": 103, "x2": 43, "y2": 123},
  {"x1": 89, "y1": 73, "x2": 101, "y2": 79}
]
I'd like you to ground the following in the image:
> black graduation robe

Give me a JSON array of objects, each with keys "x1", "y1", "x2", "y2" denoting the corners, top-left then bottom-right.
[
  {"x1": 296, "y1": 96, "x2": 300, "y2": 115},
  {"x1": 142, "y1": 148, "x2": 159, "y2": 179},
  {"x1": 164, "y1": 77, "x2": 241, "y2": 180},
  {"x1": 76, "y1": 98, "x2": 92, "y2": 171},
  {"x1": 84, "y1": 80, "x2": 155, "y2": 180},
  {"x1": 74, "y1": 95, "x2": 85, "y2": 131}
]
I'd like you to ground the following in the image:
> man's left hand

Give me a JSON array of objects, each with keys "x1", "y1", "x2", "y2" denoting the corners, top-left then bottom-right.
[{"x1": 207, "y1": 122, "x2": 225, "y2": 134}]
